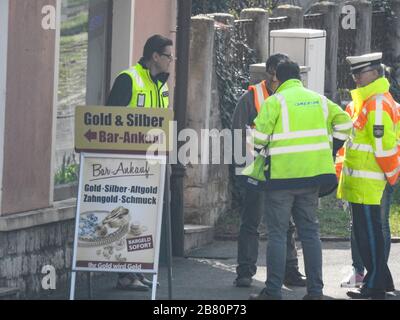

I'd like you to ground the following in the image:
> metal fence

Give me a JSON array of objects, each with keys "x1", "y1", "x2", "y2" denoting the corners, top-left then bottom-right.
[
  {"x1": 303, "y1": 13, "x2": 324, "y2": 30},
  {"x1": 371, "y1": 10, "x2": 392, "y2": 66},
  {"x1": 337, "y1": 13, "x2": 357, "y2": 100}
]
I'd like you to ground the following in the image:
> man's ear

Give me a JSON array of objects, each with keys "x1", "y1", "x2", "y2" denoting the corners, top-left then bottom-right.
[{"x1": 152, "y1": 52, "x2": 159, "y2": 62}]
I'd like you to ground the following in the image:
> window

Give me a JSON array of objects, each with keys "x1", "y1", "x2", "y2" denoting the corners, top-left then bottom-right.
[{"x1": 55, "y1": 0, "x2": 112, "y2": 196}]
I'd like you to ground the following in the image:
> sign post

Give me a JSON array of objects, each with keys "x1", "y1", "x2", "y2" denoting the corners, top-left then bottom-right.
[{"x1": 70, "y1": 106, "x2": 174, "y2": 300}]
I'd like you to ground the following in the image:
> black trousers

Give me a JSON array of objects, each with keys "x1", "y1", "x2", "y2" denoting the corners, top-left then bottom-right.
[{"x1": 351, "y1": 203, "x2": 394, "y2": 292}]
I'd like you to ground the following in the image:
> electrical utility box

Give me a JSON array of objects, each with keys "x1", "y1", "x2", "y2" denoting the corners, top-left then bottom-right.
[{"x1": 270, "y1": 28, "x2": 326, "y2": 95}]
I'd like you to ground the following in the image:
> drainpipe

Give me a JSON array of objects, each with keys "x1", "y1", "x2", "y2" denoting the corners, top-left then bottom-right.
[{"x1": 171, "y1": 0, "x2": 192, "y2": 257}]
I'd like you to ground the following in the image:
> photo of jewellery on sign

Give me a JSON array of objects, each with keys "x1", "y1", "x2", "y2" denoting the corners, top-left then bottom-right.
[{"x1": 73, "y1": 154, "x2": 166, "y2": 273}]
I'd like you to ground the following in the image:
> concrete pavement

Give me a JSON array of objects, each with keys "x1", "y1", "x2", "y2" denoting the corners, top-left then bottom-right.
[{"x1": 61, "y1": 240, "x2": 400, "y2": 300}]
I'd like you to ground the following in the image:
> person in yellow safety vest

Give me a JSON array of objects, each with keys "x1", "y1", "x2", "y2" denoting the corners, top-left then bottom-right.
[
  {"x1": 107, "y1": 34, "x2": 173, "y2": 291},
  {"x1": 337, "y1": 52, "x2": 398, "y2": 299},
  {"x1": 247, "y1": 61, "x2": 352, "y2": 300},
  {"x1": 107, "y1": 34, "x2": 172, "y2": 108},
  {"x1": 336, "y1": 65, "x2": 399, "y2": 289},
  {"x1": 231, "y1": 54, "x2": 306, "y2": 289}
]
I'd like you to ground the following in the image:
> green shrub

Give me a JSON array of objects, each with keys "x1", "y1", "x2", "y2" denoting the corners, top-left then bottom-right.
[{"x1": 55, "y1": 154, "x2": 79, "y2": 185}]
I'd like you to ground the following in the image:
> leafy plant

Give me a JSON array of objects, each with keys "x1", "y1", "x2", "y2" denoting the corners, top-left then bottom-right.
[{"x1": 54, "y1": 154, "x2": 79, "y2": 185}]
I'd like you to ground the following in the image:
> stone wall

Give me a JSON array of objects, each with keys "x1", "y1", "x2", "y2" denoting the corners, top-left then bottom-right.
[{"x1": 0, "y1": 220, "x2": 75, "y2": 298}]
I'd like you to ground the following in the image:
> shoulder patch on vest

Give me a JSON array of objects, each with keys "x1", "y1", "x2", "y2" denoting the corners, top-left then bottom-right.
[
  {"x1": 162, "y1": 91, "x2": 169, "y2": 98},
  {"x1": 373, "y1": 125, "x2": 384, "y2": 138}
]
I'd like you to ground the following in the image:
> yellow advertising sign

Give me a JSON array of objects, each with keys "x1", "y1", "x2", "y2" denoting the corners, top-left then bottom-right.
[{"x1": 75, "y1": 106, "x2": 174, "y2": 153}]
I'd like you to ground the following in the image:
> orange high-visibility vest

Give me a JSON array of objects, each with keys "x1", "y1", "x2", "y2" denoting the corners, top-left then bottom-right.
[
  {"x1": 357, "y1": 93, "x2": 400, "y2": 185},
  {"x1": 248, "y1": 80, "x2": 269, "y2": 114},
  {"x1": 338, "y1": 93, "x2": 400, "y2": 187}
]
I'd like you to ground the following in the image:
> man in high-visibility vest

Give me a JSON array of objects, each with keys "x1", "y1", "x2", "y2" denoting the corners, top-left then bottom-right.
[
  {"x1": 232, "y1": 54, "x2": 306, "y2": 288},
  {"x1": 337, "y1": 53, "x2": 398, "y2": 299},
  {"x1": 246, "y1": 61, "x2": 352, "y2": 300},
  {"x1": 107, "y1": 34, "x2": 173, "y2": 291},
  {"x1": 107, "y1": 34, "x2": 172, "y2": 108}
]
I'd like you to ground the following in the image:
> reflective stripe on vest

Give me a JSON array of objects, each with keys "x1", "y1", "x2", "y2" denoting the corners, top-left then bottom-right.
[
  {"x1": 269, "y1": 142, "x2": 331, "y2": 156},
  {"x1": 372, "y1": 94, "x2": 400, "y2": 184},
  {"x1": 248, "y1": 81, "x2": 269, "y2": 113},
  {"x1": 334, "y1": 102, "x2": 356, "y2": 178},
  {"x1": 120, "y1": 64, "x2": 169, "y2": 109},
  {"x1": 342, "y1": 93, "x2": 400, "y2": 186},
  {"x1": 342, "y1": 167, "x2": 386, "y2": 181},
  {"x1": 266, "y1": 94, "x2": 331, "y2": 156}
]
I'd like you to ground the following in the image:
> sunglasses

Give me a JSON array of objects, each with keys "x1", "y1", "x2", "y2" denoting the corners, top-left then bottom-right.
[
  {"x1": 351, "y1": 68, "x2": 374, "y2": 79},
  {"x1": 160, "y1": 53, "x2": 174, "y2": 60}
]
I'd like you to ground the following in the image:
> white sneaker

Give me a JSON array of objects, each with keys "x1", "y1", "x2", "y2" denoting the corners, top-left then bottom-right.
[{"x1": 340, "y1": 269, "x2": 364, "y2": 288}]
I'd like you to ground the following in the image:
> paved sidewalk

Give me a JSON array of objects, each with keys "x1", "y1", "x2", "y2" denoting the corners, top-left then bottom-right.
[{"x1": 60, "y1": 240, "x2": 400, "y2": 300}]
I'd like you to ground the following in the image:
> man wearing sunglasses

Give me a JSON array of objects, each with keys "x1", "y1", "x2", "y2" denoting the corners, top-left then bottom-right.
[
  {"x1": 107, "y1": 34, "x2": 173, "y2": 291},
  {"x1": 107, "y1": 34, "x2": 173, "y2": 109},
  {"x1": 337, "y1": 52, "x2": 398, "y2": 299}
]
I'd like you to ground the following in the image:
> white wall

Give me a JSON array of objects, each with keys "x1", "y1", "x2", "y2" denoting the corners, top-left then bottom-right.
[
  {"x1": 110, "y1": 0, "x2": 135, "y2": 86},
  {"x1": 0, "y1": 0, "x2": 9, "y2": 212}
]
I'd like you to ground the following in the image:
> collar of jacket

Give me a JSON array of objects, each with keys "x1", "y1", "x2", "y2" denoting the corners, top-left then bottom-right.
[
  {"x1": 350, "y1": 77, "x2": 390, "y2": 115},
  {"x1": 138, "y1": 57, "x2": 170, "y2": 86},
  {"x1": 275, "y1": 79, "x2": 303, "y2": 93}
]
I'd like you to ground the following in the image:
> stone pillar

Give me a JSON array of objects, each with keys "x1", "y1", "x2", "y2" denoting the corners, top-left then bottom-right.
[
  {"x1": 240, "y1": 8, "x2": 269, "y2": 62},
  {"x1": 208, "y1": 13, "x2": 234, "y2": 63},
  {"x1": 390, "y1": 0, "x2": 400, "y2": 84},
  {"x1": 310, "y1": 2, "x2": 340, "y2": 101},
  {"x1": 185, "y1": 16, "x2": 214, "y2": 223},
  {"x1": 346, "y1": 0, "x2": 372, "y2": 54},
  {"x1": 273, "y1": 5, "x2": 303, "y2": 28},
  {"x1": 208, "y1": 13, "x2": 234, "y2": 26}
]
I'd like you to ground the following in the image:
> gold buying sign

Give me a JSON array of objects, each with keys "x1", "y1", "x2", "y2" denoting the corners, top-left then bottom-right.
[
  {"x1": 73, "y1": 154, "x2": 166, "y2": 273},
  {"x1": 75, "y1": 106, "x2": 174, "y2": 153}
]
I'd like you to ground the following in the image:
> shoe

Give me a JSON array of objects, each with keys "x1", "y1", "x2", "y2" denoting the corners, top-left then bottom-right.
[
  {"x1": 386, "y1": 286, "x2": 395, "y2": 293},
  {"x1": 303, "y1": 294, "x2": 324, "y2": 300},
  {"x1": 138, "y1": 276, "x2": 160, "y2": 288},
  {"x1": 284, "y1": 270, "x2": 307, "y2": 287},
  {"x1": 346, "y1": 289, "x2": 386, "y2": 300},
  {"x1": 249, "y1": 288, "x2": 282, "y2": 300},
  {"x1": 116, "y1": 278, "x2": 150, "y2": 291},
  {"x1": 340, "y1": 269, "x2": 364, "y2": 288},
  {"x1": 233, "y1": 277, "x2": 252, "y2": 288}
]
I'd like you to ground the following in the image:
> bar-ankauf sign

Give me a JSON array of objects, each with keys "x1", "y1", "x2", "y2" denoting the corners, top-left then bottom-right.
[{"x1": 72, "y1": 153, "x2": 166, "y2": 273}]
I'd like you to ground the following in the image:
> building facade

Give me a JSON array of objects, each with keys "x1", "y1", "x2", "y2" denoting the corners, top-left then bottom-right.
[{"x1": 0, "y1": 0, "x2": 177, "y2": 298}]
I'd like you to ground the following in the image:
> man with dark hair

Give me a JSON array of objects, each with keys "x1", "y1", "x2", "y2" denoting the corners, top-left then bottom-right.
[
  {"x1": 107, "y1": 34, "x2": 173, "y2": 108},
  {"x1": 245, "y1": 61, "x2": 352, "y2": 300},
  {"x1": 107, "y1": 34, "x2": 173, "y2": 291},
  {"x1": 232, "y1": 54, "x2": 306, "y2": 288},
  {"x1": 275, "y1": 61, "x2": 301, "y2": 83}
]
